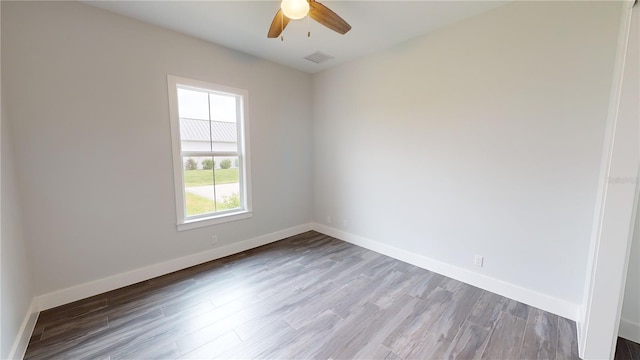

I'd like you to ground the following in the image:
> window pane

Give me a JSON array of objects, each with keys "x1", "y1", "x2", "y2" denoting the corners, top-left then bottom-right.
[
  {"x1": 184, "y1": 156, "x2": 215, "y2": 217},
  {"x1": 178, "y1": 88, "x2": 209, "y2": 120},
  {"x1": 214, "y1": 156, "x2": 241, "y2": 212},
  {"x1": 180, "y1": 118, "x2": 212, "y2": 152},
  {"x1": 210, "y1": 118, "x2": 238, "y2": 152},
  {"x1": 210, "y1": 93, "x2": 238, "y2": 152},
  {"x1": 177, "y1": 89, "x2": 238, "y2": 152},
  {"x1": 209, "y1": 93, "x2": 237, "y2": 123},
  {"x1": 178, "y1": 87, "x2": 212, "y2": 152}
]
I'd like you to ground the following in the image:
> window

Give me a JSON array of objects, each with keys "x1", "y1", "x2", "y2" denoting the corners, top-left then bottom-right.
[{"x1": 168, "y1": 75, "x2": 251, "y2": 230}]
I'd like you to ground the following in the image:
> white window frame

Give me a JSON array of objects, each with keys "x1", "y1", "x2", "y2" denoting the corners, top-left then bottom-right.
[{"x1": 167, "y1": 75, "x2": 252, "y2": 231}]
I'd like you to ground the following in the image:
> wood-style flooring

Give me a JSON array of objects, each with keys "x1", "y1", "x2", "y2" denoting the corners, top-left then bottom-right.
[
  {"x1": 616, "y1": 337, "x2": 640, "y2": 360},
  {"x1": 26, "y1": 231, "x2": 581, "y2": 359}
]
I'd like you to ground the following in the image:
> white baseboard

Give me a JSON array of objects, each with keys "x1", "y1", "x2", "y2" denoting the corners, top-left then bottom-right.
[
  {"x1": 576, "y1": 320, "x2": 585, "y2": 358},
  {"x1": 37, "y1": 223, "x2": 313, "y2": 311},
  {"x1": 619, "y1": 318, "x2": 640, "y2": 343},
  {"x1": 8, "y1": 299, "x2": 39, "y2": 360},
  {"x1": 312, "y1": 223, "x2": 579, "y2": 321}
]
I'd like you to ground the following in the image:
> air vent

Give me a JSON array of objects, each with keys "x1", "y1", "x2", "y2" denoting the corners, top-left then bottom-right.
[{"x1": 304, "y1": 51, "x2": 333, "y2": 64}]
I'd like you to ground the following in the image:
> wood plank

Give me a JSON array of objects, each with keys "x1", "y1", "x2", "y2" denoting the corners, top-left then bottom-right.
[
  {"x1": 260, "y1": 310, "x2": 343, "y2": 359},
  {"x1": 339, "y1": 294, "x2": 418, "y2": 359},
  {"x1": 405, "y1": 269, "x2": 444, "y2": 299},
  {"x1": 217, "y1": 320, "x2": 296, "y2": 359},
  {"x1": 382, "y1": 287, "x2": 454, "y2": 358},
  {"x1": 313, "y1": 301, "x2": 383, "y2": 359},
  {"x1": 520, "y1": 307, "x2": 559, "y2": 360},
  {"x1": 443, "y1": 320, "x2": 491, "y2": 360},
  {"x1": 370, "y1": 345, "x2": 402, "y2": 360},
  {"x1": 330, "y1": 275, "x2": 379, "y2": 319},
  {"x1": 468, "y1": 291, "x2": 503, "y2": 328},
  {"x1": 404, "y1": 284, "x2": 484, "y2": 359},
  {"x1": 368, "y1": 270, "x2": 417, "y2": 309},
  {"x1": 556, "y1": 317, "x2": 579, "y2": 360},
  {"x1": 481, "y1": 311, "x2": 526, "y2": 360},
  {"x1": 615, "y1": 337, "x2": 633, "y2": 360},
  {"x1": 627, "y1": 338, "x2": 640, "y2": 360},
  {"x1": 469, "y1": 291, "x2": 530, "y2": 330},
  {"x1": 41, "y1": 314, "x2": 109, "y2": 341},
  {"x1": 111, "y1": 341, "x2": 180, "y2": 360},
  {"x1": 177, "y1": 330, "x2": 242, "y2": 359}
]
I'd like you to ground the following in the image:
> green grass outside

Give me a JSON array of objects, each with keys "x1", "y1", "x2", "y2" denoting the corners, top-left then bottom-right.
[
  {"x1": 184, "y1": 168, "x2": 239, "y2": 187},
  {"x1": 185, "y1": 192, "x2": 241, "y2": 217},
  {"x1": 186, "y1": 192, "x2": 215, "y2": 216}
]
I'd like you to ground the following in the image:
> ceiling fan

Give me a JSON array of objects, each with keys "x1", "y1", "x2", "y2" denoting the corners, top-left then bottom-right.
[{"x1": 268, "y1": 0, "x2": 351, "y2": 39}]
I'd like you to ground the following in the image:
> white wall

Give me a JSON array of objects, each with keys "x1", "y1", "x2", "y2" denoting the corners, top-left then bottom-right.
[
  {"x1": 1, "y1": 1, "x2": 313, "y2": 296},
  {"x1": 312, "y1": 0, "x2": 622, "y2": 310},
  {"x1": 618, "y1": 5, "x2": 640, "y2": 345},
  {"x1": 1, "y1": 89, "x2": 36, "y2": 357}
]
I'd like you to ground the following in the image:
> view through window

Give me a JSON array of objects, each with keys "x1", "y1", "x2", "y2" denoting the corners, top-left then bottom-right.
[{"x1": 168, "y1": 76, "x2": 250, "y2": 228}]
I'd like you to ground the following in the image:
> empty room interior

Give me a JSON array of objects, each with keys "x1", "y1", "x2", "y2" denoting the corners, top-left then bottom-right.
[{"x1": 1, "y1": 1, "x2": 639, "y2": 359}]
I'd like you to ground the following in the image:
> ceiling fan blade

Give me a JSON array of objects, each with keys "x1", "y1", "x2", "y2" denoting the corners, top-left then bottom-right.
[
  {"x1": 267, "y1": 9, "x2": 291, "y2": 38},
  {"x1": 309, "y1": 0, "x2": 351, "y2": 35}
]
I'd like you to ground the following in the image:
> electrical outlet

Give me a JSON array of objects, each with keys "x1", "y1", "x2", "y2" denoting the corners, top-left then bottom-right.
[
  {"x1": 327, "y1": 216, "x2": 332, "y2": 224},
  {"x1": 474, "y1": 255, "x2": 484, "y2": 267},
  {"x1": 211, "y1": 235, "x2": 218, "y2": 246},
  {"x1": 343, "y1": 219, "x2": 348, "y2": 228}
]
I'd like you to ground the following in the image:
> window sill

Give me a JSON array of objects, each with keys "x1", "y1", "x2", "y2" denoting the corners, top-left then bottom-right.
[{"x1": 177, "y1": 210, "x2": 253, "y2": 231}]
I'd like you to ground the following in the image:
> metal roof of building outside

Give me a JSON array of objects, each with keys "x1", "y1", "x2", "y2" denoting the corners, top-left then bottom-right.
[{"x1": 180, "y1": 118, "x2": 237, "y2": 143}]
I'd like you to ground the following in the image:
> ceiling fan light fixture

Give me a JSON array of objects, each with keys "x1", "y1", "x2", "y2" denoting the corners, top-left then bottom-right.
[
  {"x1": 268, "y1": 0, "x2": 350, "y2": 39},
  {"x1": 280, "y1": 0, "x2": 309, "y2": 20}
]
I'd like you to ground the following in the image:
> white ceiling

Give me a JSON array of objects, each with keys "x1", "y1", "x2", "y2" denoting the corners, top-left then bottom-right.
[{"x1": 88, "y1": 1, "x2": 507, "y2": 74}]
